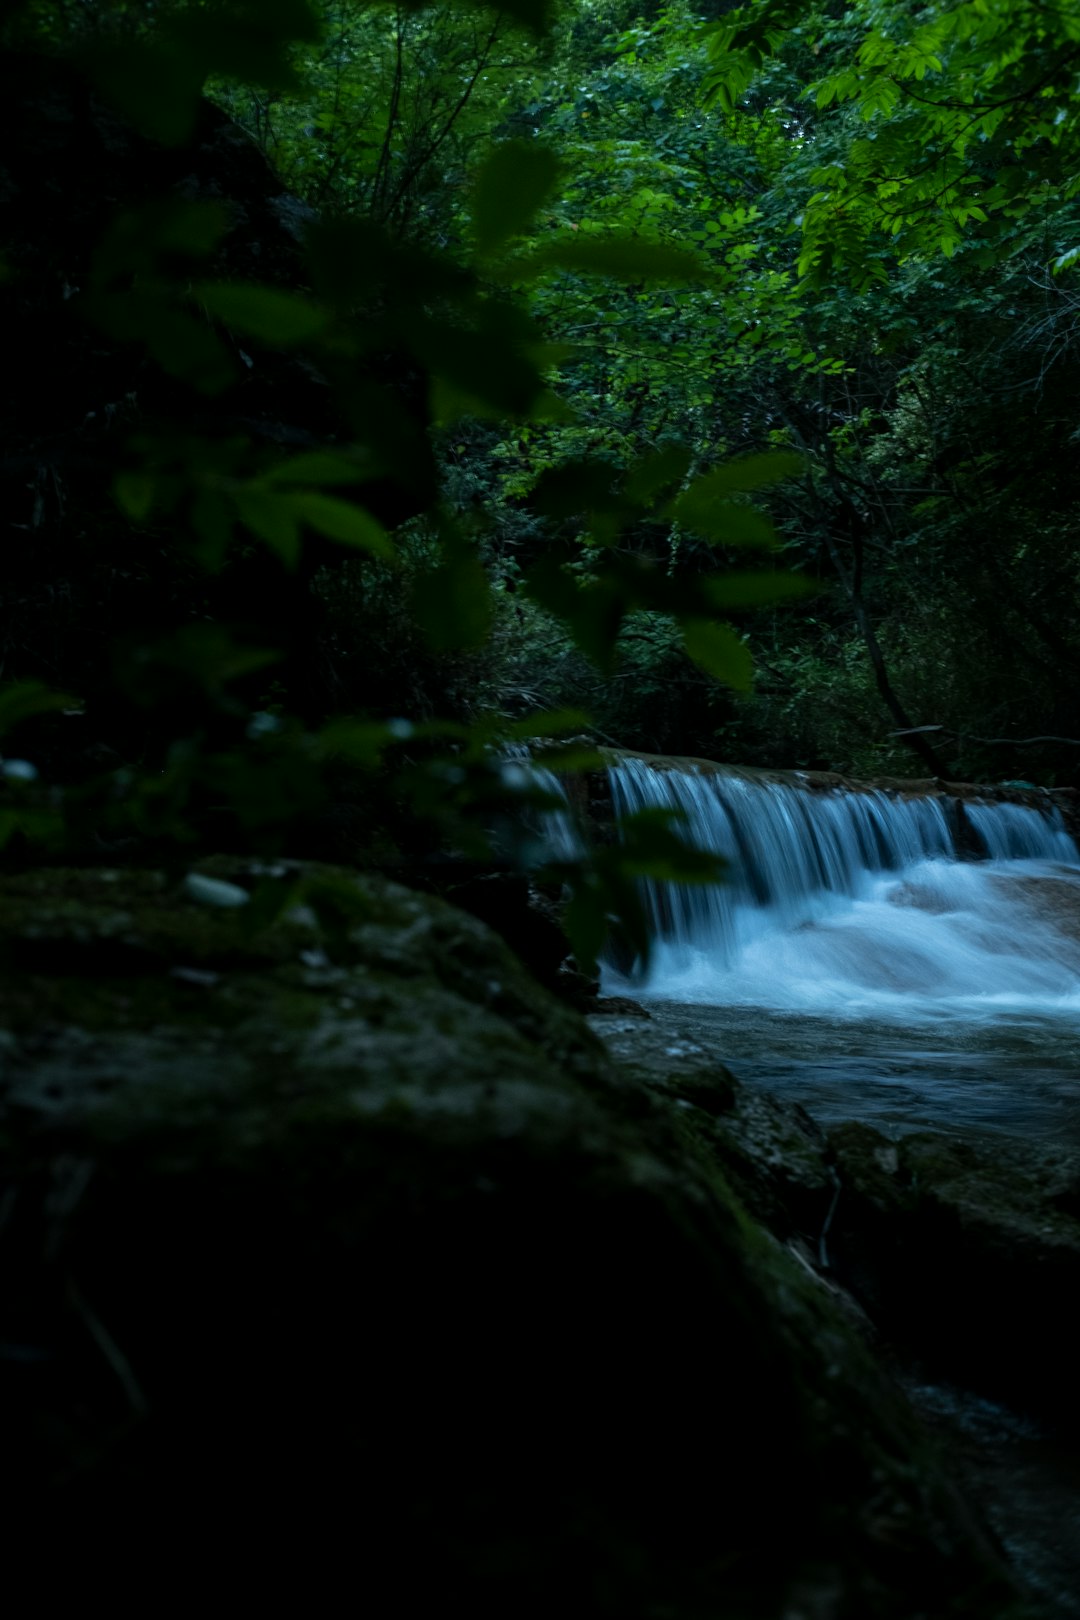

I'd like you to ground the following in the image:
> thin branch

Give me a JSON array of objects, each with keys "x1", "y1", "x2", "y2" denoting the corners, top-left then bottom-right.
[
  {"x1": 371, "y1": 6, "x2": 406, "y2": 213},
  {"x1": 382, "y1": 16, "x2": 503, "y2": 226},
  {"x1": 889, "y1": 44, "x2": 1080, "y2": 115},
  {"x1": 893, "y1": 726, "x2": 1080, "y2": 748}
]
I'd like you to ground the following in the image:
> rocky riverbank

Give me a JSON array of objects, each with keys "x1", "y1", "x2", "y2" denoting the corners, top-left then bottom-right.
[
  {"x1": 591, "y1": 1011, "x2": 1080, "y2": 1617},
  {"x1": 0, "y1": 860, "x2": 1067, "y2": 1613}
]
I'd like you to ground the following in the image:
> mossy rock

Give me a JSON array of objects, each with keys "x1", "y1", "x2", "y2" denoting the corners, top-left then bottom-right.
[
  {"x1": 0, "y1": 867, "x2": 1031, "y2": 1615},
  {"x1": 828, "y1": 1122, "x2": 1080, "y2": 1424},
  {"x1": 590, "y1": 1016, "x2": 836, "y2": 1242}
]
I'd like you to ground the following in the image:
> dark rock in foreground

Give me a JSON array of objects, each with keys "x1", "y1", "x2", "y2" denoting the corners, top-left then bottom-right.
[{"x1": 0, "y1": 865, "x2": 1029, "y2": 1613}]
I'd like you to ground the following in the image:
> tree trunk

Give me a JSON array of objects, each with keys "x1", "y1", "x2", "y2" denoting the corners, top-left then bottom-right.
[{"x1": 822, "y1": 525, "x2": 950, "y2": 778}]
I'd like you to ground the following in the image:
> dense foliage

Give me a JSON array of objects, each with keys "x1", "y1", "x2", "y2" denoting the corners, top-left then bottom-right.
[{"x1": 3, "y1": 0, "x2": 1080, "y2": 957}]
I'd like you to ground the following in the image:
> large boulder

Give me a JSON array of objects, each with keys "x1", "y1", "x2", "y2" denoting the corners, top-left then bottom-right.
[{"x1": 0, "y1": 864, "x2": 1027, "y2": 1613}]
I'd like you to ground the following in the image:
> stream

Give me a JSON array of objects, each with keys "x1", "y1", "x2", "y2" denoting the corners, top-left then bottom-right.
[
  {"x1": 599, "y1": 757, "x2": 1080, "y2": 1146},
  {"x1": 610, "y1": 989, "x2": 1080, "y2": 1144},
  {"x1": 591, "y1": 756, "x2": 1080, "y2": 1614}
]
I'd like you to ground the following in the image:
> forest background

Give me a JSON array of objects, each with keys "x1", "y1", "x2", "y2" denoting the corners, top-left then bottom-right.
[{"x1": 3, "y1": 0, "x2": 1080, "y2": 962}]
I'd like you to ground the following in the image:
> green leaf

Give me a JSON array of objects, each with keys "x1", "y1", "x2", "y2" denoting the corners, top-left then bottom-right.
[
  {"x1": 681, "y1": 621, "x2": 754, "y2": 690},
  {"x1": 189, "y1": 489, "x2": 235, "y2": 570},
  {"x1": 532, "y1": 459, "x2": 623, "y2": 519},
  {"x1": 0, "y1": 681, "x2": 74, "y2": 737},
  {"x1": 525, "y1": 559, "x2": 625, "y2": 670},
  {"x1": 169, "y1": 0, "x2": 321, "y2": 86},
  {"x1": 670, "y1": 454, "x2": 802, "y2": 546},
  {"x1": 282, "y1": 493, "x2": 393, "y2": 557},
  {"x1": 624, "y1": 446, "x2": 693, "y2": 504},
  {"x1": 317, "y1": 718, "x2": 420, "y2": 768},
  {"x1": 521, "y1": 238, "x2": 711, "y2": 284},
  {"x1": 84, "y1": 41, "x2": 205, "y2": 146},
  {"x1": 84, "y1": 3, "x2": 321, "y2": 143},
  {"x1": 147, "y1": 309, "x2": 236, "y2": 393},
  {"x1": 618, "y1": 808, "x2": 726, "y2": 884},
  {"x1": 528, "y1": 745, "x2": 603, "y2": 774},
  {"x1": 680, "y1": 451, "x2": 803, "y2": 499},
  {"x1": 262, "y1": 450, "x2": 375, "y2": 486},
  {"x1": 91, "y1": 201, "x2": 229, "y2": 289},
  {"x1": 117, "y1": 626, "x2": 280, "y2": 709},
  {"x1": 704, "y1": 571, "x2": 817, "y2": 609},
  {"x1": 472, "y1": 142, "x2": 562, "y2": 256},
  {"x1": 673, "y1": 497, "x2": 777, "y2": 548},
  {"x1": 194, "y1": 284, "x2": 328, "y2": 346},
  {"x1": 413, "y1": 551, "x2": 493, "y2": 651},
  {"x1": 562, "y1": 885, "x2": 609, "y2": 977},
  {"x1": 501, "y1": 708, "x2": 592, "y2": 741},
  {"x1": 1052, "y1": 245, "x2": 1080, "y2": 276},
  {"x1": 115, "y1": 471, "x2": 157, "y2": 521},
  {"x1": 417, "y1": 309, "x2": 547, "y2": 419},
  {"x1": 89, "y1": 291, "x2": 236, "y2": 393},
  {"x1": 233, "y1": 489, "x2": 302, "y2": 568}
]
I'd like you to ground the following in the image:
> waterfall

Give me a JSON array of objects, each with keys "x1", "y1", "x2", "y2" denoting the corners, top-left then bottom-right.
[
  {"x1": 607, "y1": 756, "x2": 1080, "y2": 1018},
  {"x1": 498, "y1": 744, "x2": 583, "y2": 865}
]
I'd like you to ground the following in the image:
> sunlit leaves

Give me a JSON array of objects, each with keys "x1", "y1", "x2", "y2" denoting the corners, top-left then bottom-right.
[{"x1": 702, "y1": 0, "x2": 1080, "y2": 281}]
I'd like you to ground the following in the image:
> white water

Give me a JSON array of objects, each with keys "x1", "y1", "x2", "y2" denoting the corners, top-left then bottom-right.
[
  {"x1": 499, "y1": 746, "x2": 583, "y2": 865},
  {"x1": 606, "y1": 757, "x2": 1080, "y2": 1027}
]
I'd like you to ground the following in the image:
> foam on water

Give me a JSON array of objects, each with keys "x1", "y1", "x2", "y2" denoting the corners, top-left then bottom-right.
[{"x1": 605, "y1": 758, "x2": 1080, "y2": 1024}]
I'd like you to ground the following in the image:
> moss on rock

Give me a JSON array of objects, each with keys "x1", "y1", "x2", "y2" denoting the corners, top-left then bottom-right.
[
  {"x1": 827, "y1": 1122, "x2": 1080, "y2": 1428},
  {"x1": 0, "y1": 867, "x2": 1033, "y2": 1615}
]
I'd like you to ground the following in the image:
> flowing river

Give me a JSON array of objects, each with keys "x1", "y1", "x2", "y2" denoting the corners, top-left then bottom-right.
[
  {"x1": 600, "y1": 756, "x2": 1080, "y2": 1144},
  {"x1": 586, "y1": 755, "x2": 1080, "y2": 1616}
]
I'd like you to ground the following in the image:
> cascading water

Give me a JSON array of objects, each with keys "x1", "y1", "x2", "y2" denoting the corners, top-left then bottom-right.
[
  {"x1": 606, "y1": 756, "x2": 1080, "y2": 1025},
  {"x1": 603, "y1": 764, "x2": 1080, "y2": 1593},
  {"x1": 498, "y1": 744, "x2": 583, "y2": 865}
]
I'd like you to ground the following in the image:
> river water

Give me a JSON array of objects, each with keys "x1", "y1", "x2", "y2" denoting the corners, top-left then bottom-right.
[
  {"x1": 593, "y1": 756, "x2": 1080, "y2": 1614},
  {"x1": 600, "y1": 758, "x2": 1080, "y2": 1144}
]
